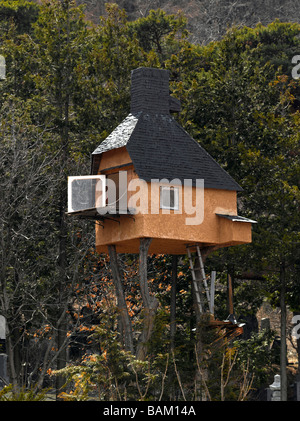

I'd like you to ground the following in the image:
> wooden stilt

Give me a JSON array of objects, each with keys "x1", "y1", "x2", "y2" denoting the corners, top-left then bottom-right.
[
  {"x1": 108, "y1": 245, "x2": 134, "y2": 353},
  {"x1": 210, "y1": 271, "x2": 216, "y2": 316},
  {"x1": 170, "y1": 255, "x2": 177, "y2": 351},
  {"x1": 227, "y1": 274, "x2": 234, "y2": 315},
  {"x1": 136, "y1": 238, "x2": 159, "y2": 361}
]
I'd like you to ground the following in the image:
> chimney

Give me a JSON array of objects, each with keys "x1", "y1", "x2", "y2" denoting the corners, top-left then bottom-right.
[{"x1": 130, "y1": 67, "x2": 171, "y2": 114}]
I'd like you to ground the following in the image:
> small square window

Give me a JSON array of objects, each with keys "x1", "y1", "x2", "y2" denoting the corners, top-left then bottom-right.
[{"x1": 160, "y1": 186, "x2": 179, "y2": 210}]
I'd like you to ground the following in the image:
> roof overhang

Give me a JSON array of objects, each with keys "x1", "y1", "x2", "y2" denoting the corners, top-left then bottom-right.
[
  {"x1": 216, "y1": 214, "x2": 257, "y2": 223},
  {"x1": 66, "y1": 206, "x2": 135, "y2": 219}
]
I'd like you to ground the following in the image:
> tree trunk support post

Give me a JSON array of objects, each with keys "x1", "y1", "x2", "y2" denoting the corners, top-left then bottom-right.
[
  {"x1": 108, "y1": 244, "x2": 134, "y2": 354},
  {"x1": 170, "y1": 255, "x2": 177, "y2": 351},
  {"x1": 136, "y1": 238, "x2": 159, "y2": 361},
  {"x1": 227, "y1": 274, "x2": 234, "y2": 316}
]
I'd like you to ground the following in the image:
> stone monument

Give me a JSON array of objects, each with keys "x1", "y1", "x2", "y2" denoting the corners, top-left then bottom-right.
[{"x1": 269, "y1": 374, "x2": 281, "y2": 401}]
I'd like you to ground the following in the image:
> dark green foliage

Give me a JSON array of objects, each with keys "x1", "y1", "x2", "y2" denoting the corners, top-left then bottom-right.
[
  {"x1": 129, "y1": 8, "x2": 188, "y2": 57},
  {"x1": 234, "y1": 329, "x2": 276, "y2": 386},
  {"x1": 0, "y1": 0, "x2": 39, "y2": 34}
]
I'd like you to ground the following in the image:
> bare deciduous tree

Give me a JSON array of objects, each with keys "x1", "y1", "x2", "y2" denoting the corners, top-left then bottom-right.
[{"x1": 0, "y1": 97, "x2": 99, "y2": 393}]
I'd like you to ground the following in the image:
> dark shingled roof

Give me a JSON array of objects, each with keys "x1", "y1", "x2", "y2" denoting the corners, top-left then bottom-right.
[{"x1": 91, "y1": 67, "x2": 243, "y2": 191}]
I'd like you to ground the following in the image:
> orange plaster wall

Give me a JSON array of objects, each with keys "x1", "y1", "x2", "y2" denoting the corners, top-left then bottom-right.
[
  {"x1": 140, "y1": 183, "x2": 237, "y2": 245},
  {"x1": 98, "y1": 147, "x2": 132, "y2": 172},
  {"x1": 95, "y1": 148, "x2": 253, "y2": 254}
]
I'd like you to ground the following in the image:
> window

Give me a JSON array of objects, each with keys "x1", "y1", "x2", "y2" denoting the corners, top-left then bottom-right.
[
  {"x1": 160, "y1": 186, "x2": 179, "y2": 210},
  {"x1": 67, "y1": 175, "x2": 105, "y2": 213}
]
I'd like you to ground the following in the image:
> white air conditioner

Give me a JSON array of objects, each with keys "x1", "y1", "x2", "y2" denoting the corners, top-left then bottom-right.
[{"x1": 68, "y1": 175, "x2": 106, "y2": 213}]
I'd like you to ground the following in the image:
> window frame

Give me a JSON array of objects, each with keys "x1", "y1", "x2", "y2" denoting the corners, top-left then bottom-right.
[{"x1": 160, "y1": 186, "x2": 179, "y2": 211}]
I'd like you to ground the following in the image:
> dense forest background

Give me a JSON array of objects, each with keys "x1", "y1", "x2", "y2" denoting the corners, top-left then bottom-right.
[
  {"x1": 0, "y1": 0, "x2": 299, "y2": 401},
  {"x1": 77, "y1": 0, "x2": 300, "y2": 44}
]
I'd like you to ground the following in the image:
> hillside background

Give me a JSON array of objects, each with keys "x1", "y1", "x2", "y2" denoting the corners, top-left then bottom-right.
[{"x1": 76, "y1": 0, "x2": 300, "y2": 43}]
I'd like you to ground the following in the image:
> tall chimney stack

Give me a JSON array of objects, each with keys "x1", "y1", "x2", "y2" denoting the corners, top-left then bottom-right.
[{"x1": 130, "y1": 67, "x2": 170, "y2": 114}]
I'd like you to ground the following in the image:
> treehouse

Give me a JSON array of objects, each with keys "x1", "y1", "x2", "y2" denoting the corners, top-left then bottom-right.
[
  {"x1": 68, "y1": 67, "x2": 255, "y2": 255},
  {"x1": 67, "y1": 67, "x2": 256, "y2": 330}
]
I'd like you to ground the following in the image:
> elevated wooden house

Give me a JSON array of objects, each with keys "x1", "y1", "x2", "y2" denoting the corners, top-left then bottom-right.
[
  {"x1": 86, "y1": 67, "x2": 255, "y2": 256},
  {"x1": 68, "y1": 67, "x2": 256, "y2": 328}
]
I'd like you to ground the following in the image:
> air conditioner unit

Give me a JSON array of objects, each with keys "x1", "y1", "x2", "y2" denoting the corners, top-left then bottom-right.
[{"x1": 68, "y1": 175, "x2": 106, "y2": 213}]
